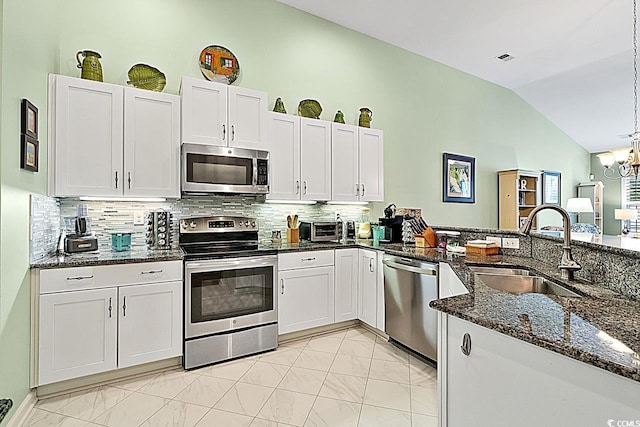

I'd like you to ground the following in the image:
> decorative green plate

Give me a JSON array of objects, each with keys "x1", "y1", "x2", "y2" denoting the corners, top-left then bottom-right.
[
  {"x1": 298, "y1": 99, "x2": 322, "y2": 119},
  {"x1": 126, "y1": 64, "x2": 166, "y2": 92},
  {"x1": 199, "y1": 45, "x2": 240, "y2": 84}
]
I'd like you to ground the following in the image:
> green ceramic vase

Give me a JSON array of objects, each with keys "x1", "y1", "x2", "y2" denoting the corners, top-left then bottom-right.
[{"x1": 76, "y1": 50, "x2": 103, "y2": 82}]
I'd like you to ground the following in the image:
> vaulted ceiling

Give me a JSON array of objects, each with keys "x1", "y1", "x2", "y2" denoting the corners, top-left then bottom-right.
[{"x1": 278, "y1": 0, "x2": 633, "y2": 153}]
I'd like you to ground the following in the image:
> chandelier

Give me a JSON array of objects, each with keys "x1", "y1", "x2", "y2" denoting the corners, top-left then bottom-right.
[{"x1": 598, "y1": 0, "x2": 640, "y2": 178}]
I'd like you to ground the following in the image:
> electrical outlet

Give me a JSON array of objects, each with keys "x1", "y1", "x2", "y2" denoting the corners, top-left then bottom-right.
[
  {"x1": 502, "y1": 237, "x2": 520, "y2": 249},
  {"x1": 133, "y1": 210, "x2": 145, "y2": 225},
  {"x1": 485, "y1": 236, "x2": 502, "y2": 247}
]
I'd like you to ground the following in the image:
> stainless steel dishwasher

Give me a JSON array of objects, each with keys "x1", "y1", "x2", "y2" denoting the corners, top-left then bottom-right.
[{"x1": 382, "y1": 255, "x2": 438, "y2": 361}]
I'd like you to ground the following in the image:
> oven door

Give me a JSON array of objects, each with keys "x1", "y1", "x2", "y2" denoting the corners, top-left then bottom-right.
[
  {"x1": 181, "y1": 143, "x2": 269, "y2": 194},
  {"x1": 185, "y1": 255, "x2": 277, "y2": 339}
]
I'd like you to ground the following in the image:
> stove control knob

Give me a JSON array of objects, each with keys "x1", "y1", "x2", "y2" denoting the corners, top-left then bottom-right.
[
  {"x1": 251, "y1": 221, "x2": 256, "y2": 228},
  {"x1": 190, "y1": 221, "x2": 197, "y2": 229},
  {"x1": 245, "y1": 220, "x2": 250, "y2": 226}
]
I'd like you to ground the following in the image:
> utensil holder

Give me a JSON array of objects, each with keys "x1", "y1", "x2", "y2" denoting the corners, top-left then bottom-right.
[{"x1": 287, "y1": 228, "x2": 299, "y2": 244}]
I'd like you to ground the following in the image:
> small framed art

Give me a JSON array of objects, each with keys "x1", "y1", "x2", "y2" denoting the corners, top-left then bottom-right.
[
  {"x1": 21, "y1": 134, "x2": 38, "y2": 172},
  {"x1": 21, "y1": 98, "x2": 38, "y2": 139},
  {"x1": 443, "y1": 152, "x2": 475, "y2": 203}
]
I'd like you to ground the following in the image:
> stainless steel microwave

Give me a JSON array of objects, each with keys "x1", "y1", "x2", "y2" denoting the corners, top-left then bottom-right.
[
  {"x1": 182, "y1": 143, "x2": 269, "y2": 194},
  {"x1": 299, "y1": 221, "x2": 343, "y2": 242}
]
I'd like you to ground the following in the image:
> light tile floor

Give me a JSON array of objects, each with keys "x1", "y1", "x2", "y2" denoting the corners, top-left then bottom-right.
[{"x1": 23, "y1": 326, "x2": 438, "y2": 427}]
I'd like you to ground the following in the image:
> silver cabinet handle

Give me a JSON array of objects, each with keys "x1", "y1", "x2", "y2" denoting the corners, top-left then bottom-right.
[
  {"x1": 296, "y1": 180, "x2": 300, "y2": 195},
  {"x1": 115, "y1": 171, "x2": 118, "y2": 189},
  {"x1": 281, "y1": 278, "x2": 285, "y2": 295},
  {"x1": 141, "y1": 269, "x2": 163, "y2": 275},
  {"x1": 108, "y1": 297, "x2": 112, "y2": 318},
  {"x1": 222, "y1": 124, "x2": 226, "y2": 140},
  {"x1": 301, "y1": 257, "x2": 316, "y2": 262},
  {"x1": 303, "y1": 181, "x2": 307, "y2": 195},
  {"x1": 461, "y1": 333, "x2": 471, "y2": 356},
  {"x1": 127, "y1": 172, "x2": 132, "y2": 189},
  {"x1": 122, "y1": 296, "x2": 127, "y2": 317},
  {"x1": 356, "y1": 184, "x2": 360, "y2": 196},
  {"x1": 362, "y1": 184, "x2": 365, "y2": 197},
  {"x1": 369, "y1": 258, "x2": 374, "y2": 272},
  {"x1": 231, "y1": 125, "x2": 235, "y2": 141},
  {"x1": 66, "y1": 275, "x2": 94, "y2": 281}
]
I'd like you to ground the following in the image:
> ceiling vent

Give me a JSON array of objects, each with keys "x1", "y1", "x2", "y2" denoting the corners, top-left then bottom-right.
[
  {"x1": 618, "y1": 133, "x2": 633, "y2": 140},
  {"x1": 496, "y1": 53, "x2": 514, "y2": 62}
]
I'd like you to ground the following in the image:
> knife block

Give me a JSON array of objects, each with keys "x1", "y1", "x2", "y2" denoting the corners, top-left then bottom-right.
[{"x1": 287, "y1": 228, "x2": 299, "y2": 244}]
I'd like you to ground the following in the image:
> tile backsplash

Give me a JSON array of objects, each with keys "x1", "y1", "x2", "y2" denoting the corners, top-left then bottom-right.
[{"x1": 30, "y1": 194, "x2": 367, "y2": 261}]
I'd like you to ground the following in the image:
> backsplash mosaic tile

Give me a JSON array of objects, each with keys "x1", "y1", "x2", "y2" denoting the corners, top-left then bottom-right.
[{"x1": 31, "y1": 194, "x2": 366, "y2": 259}]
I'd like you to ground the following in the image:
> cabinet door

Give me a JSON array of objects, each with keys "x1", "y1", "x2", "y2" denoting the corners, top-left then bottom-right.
[
  {"x1": 300, "y1": 118, "x2": 332, "y2": 201},
  {"x1": 267, "y1": 113, "x2": 300, "y2": 200},
  {"x1": 180, "y1": 77, "x2": 227, "y2": 146},
  {"x1": 358, "y1": 249, "x2": 377, "y2": 328},
  {"x1": 331, "y1": 123, "x2": 359, "y2": 202},
  {"x1": 228, "y1": 86, "x2": 268, "y2": 150},
  {"x1": 53, "y1": 75, "x2": 123, "y2": 197},
  {"x1": 118, "y1": 281, "x2": 183, "y2": 368},
  {"x1": 124, "y1": 88, "x2": 180, "y2": 198},
  {"x1": 39, "y1": 288, "x2": 117, "y2": 385},
  {"x1": 278, "y1": 266, "x2": 335, "y2": 334},
  {"x1": 334, "y1": 249, "x2": 358, "y2": 322},
  {"x1": 358, "y1": 128, "x2": 384, "y2": 202}
]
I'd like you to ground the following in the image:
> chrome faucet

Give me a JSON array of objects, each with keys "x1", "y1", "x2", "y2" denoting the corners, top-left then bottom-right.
[{"x1": 519, "y1": 204, "x2": 581, "y2": 280}]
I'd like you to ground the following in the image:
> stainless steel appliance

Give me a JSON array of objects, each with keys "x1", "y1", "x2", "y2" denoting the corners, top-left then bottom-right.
[
  {"x1": 382, "y1": 255, "x2": 438, "y2": 361},
  {"x1": 146, "y1": 209, "x2": 173, "y2": 249},
  {"x1": 299, "y1": 221, "x2": 343, "y2": 242},
  {"x1": 180, "y1": 216, "x2": 277, "y2": 369},
  {"x1": 346, "y1": 220, "x2": 356, "y2": 241},
  {"x1": 181, "y1": 143, "x2": 269, "y2": 195},
  {"x1": 62, "y1": 204, "x2": 98, "y2": 253}
]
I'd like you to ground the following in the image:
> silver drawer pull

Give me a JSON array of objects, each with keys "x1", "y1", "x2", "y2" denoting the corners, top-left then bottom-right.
[
  {"x1": 301, "y1": 257, "x2": 316, "y2": 262},
  {"x1": 461, "y1": 333, "x2": 472, "y2": 356},
  {"x1": 66, "y1": 275, "x2": 94, "y2": 281},
  {"x1": 141, "y1": 270, "x2": 163, "y2": 275}
]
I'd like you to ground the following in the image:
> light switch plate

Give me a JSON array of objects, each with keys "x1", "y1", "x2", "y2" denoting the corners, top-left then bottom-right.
[
  {"x1": 503, "y1": 237, "x2": 520, "y2": 249},
  {"x1": 485, "y1": 236, "x2": 502, "y2": 247},
  {"x1": 133, "y1": 210, "x2": 145, "y2": 225}
]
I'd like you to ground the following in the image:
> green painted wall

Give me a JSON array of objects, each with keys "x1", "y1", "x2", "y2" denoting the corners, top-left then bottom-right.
[
  {"x1": 591, "y1": 153, "x2": 622, "y2": 235},
  {"x1": 0, "y1": 0, "x2": 59, "y2": 421},
  {"x1": 57, "y1": 0, "x2": 590, "y2": 226}
]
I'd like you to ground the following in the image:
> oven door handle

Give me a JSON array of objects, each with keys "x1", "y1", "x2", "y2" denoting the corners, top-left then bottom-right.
[{"x1": 185, "y1": 256, "x2": 277, "y2": 272}]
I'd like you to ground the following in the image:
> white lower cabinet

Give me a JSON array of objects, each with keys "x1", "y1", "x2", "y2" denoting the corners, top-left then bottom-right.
[
  {"x1": 118, "y1": 281, "x2": 182, "y2": 368},
  {"x1": 36, "y1": 261, "x2": 183, "y2": 386},
  {"x1": 441, "y1": 315, "x2": 640, "y2": 427},
  {"x1": 278, "y1": 266, "x2": 335, "y2": 334},
  {"x1": 39, "y1": 288, "x2": 118, "y2": 385},
  {"x1": 358, "y1": 249, "x2": 379, "y2": 329},
  {"x1": 334, "y1": 249, "x2": 358, "y2": 322}
]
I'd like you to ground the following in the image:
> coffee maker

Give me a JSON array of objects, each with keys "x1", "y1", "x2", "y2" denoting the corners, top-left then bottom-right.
[
  {"x1": 62, "y1": 204, "x2": 98, "y2": 253},
  {"x1": 379, "y1": 203, "x2": 403, "y2": 243}
]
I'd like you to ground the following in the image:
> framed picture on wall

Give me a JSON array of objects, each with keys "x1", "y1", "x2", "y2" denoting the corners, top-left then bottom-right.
[
  {"x1": 20, "y1": 134, "x2": 38, "y2": 172},
  {"x1": 443, "y1": 152, "x2": 475, "y2": 203},
  {"x1": 542, "y1": 170, "x2": 561, "y2": 205},
  {"x1": 21, "y1": 98, "x2": 38, "y2": 139}
]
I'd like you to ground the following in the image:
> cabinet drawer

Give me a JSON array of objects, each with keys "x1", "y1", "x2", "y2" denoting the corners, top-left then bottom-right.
[
  {"x1": 40, "y1": 261, "x2": 183, "y2": 294},
  {"x1": 278, "y1": 250, "x2": 334, "y2": 271}
]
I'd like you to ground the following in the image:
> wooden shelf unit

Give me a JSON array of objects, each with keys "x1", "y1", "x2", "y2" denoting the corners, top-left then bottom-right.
[
  {"x1": 499, "y1": 169, "x2": 541, "y2": 230},
  {"x1": 577, "y1": 181, "x2": 604, "y2": 230}
]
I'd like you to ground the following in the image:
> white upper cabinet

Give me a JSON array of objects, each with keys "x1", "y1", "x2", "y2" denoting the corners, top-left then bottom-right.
[
  {"x1": 51, "y1": 75, "x2": 124, "y2": 197},
  {"x1": 267, "y1": 113, "x2": 300, "y2": 200},
  {"x1": 331, "y1": 123, "x2": 359, "y2": 201},
  {"x1": 331, "y1": 124, "x2": 384, "y2": 202},
  {"x1": 300, "y1": 118, "x2": 332, "y2": 201},
  {"x1": 124, "y1": 88, "x2": 180, "y2": 198},
  {"x1": 181, "y1": 77, "x2": 267, "y2": 150},
  {"x1": 49, "y1": 75, "x2": 180, "y2": 198},
  {"x1": 358, "y1": 128, "x2": 384, "y2": 202}
]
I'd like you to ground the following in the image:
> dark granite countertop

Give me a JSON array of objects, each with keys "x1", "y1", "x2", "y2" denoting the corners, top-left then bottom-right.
[{"x1": 30, "y1": 240, "x2": 640, "y2": 383}]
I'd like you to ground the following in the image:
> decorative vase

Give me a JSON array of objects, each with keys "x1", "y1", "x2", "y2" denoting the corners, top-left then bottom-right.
[
  {"x1": 358, "y1": 107, "x2": 373, "y2": 128},
  {"x1": 333, "y1": 110, "x2": 345, "y2": 124},
  {"x1": 273, "y1": 97, "x2": 287, "y2": 114},
  {"x1": 76, "y1": 50, "x2": 103, "y2": 82}
]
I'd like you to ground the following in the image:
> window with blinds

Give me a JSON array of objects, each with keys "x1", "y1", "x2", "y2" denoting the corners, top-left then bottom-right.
[{"x1": 621, "y1": 176, "x2": 640, "y2": 232}]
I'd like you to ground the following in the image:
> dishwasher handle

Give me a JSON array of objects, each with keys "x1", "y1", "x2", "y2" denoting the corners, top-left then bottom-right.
[{"x1": 382, "y1": 259, "x2": 437, "y2": 276}]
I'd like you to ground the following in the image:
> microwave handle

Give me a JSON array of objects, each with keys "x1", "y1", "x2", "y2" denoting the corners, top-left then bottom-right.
[{"x1": 253, "y1": 158, "x2": 258, "y2": 185}]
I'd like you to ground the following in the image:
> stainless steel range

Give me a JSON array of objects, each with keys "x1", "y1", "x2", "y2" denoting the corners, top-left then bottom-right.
[{"x1": 180, "y1": 216, "x2": 277, "y2": 369}]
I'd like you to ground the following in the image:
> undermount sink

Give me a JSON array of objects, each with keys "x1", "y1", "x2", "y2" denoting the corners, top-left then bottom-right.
[{"x1": 469, "y1": 266, "x2": 581, "y2": 297}]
